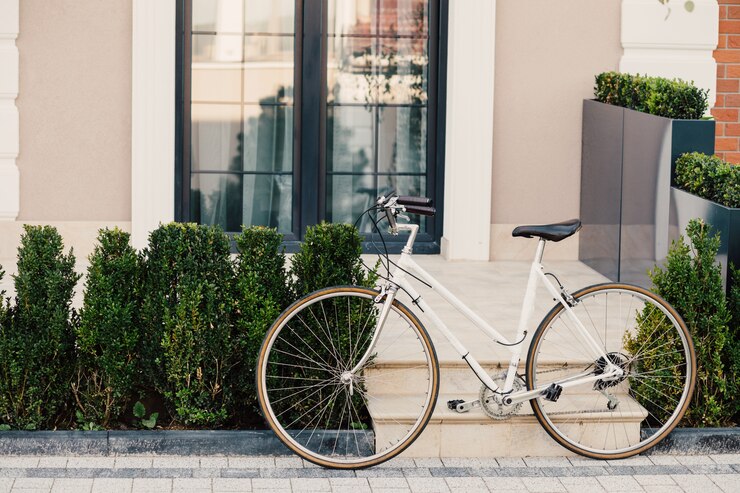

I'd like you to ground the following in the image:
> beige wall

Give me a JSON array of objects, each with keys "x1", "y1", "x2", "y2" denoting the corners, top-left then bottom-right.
[
  {"x1": 490, "y1": 0, "x2": 622, "y2": 259},
  {"x1": 16, "y1": 0, "x2": 132, "y2": 222}
]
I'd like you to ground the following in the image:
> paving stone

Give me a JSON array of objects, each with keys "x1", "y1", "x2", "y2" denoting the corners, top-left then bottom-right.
[
  {"x1": 228, "y1": 458, "x2": 274, "y2": 469},
  {"x1": 406, "y1": 477, "x2": 450, "y2": 493},
  {"x1": 676, "y1": 456, "x2": 716, "y2": 466},
  {"x1": 634, "y1": 475, "x2": 676, "y2": 486},
  {"x1": 649, "y1": 457, "x2": 681, "y2": 466},
  {"x1": 131, "y1": 478, "x2": 172, "y2": 493},
  {"x1": 606, "y1": 456, "x2": 653, "y2": 467},
  {"x1": 367, "y1": 478, "x2": 410, "y2": 489},
  {"x1": 523, "y1": 457, "x2": 571, "y2": 468},
  {"x1": 428, "y1": 468, "x2": 469, "y2": 477},
  {"x1": 370, "y1": 489, "x2": 411, "y2": 493},
  {"x1": 476, "y1": 458, "x2": 501, "y2": 468},
  {"x1": 544, "y1": 466, "x2": 607, "y2": 477},
  {"x1": 441, "y1": 458, "x2": 482, "y2": 468},
  {"x1": 67, "y1": 458, "x2": 116, "y2": 469},
  {"x1": 376, "y1": 458, "x2": 415, "y2": 469},
  {"x1": 199, "y1": 458, "x2": 228, "y2": 469},
  {"x1": 328, "y1": 477, "x2": 371, "y2": 493},
  {"x1": 494, "y1": 467, "x2": 546, "y2": 478},
  {"x1": 172, "y1": 478, "x2": 212, "y2": 492},
  {"x1": 91, "y1": 478, "x2": 133, "y2": 493},
  {"x1": 50, "y1": 478, "x2": 93, "y2": 493},
  {"x1": 602, "y1": 466, "x2": 637, "y2": 476},
  {"x1": 36, "y1": 458, "x2": 67, "y2": 469},
  {"x1": 290, "y1": 477, "x2": 331, "y2": 492},
  {"x1": 0, "y1": 469, "x2": 25, "y2": 479},
  {"x1": 568, "y1": 457, "x2": 602, "y2": 467},
  {"x1": 707, "y1": 474, "x2": 740, "y2": 493},
  {"x1": 631, "y1": 465, "x2": 690, "y2": 476},
  {"x1": 482, "y1": 476, "x2": 527, "y2": 490},
  {"x1": 596, "y1": 475, "x2": 643, "y2": 491},
  {"x1": 252, "y1": 478, "x2": 290, "y2": 491},
  {"x1": 218, "y1": 468, "x2": 260, "y2": 479},
  {"x1": 11, "y1": 479, "x2": 53, "y2": 490},
  {"x1": 355, "y1": 469, "x2": 404, "y2": 478},
  {"x1": 521, "y1": 477, "x2": 567, "y2": 492},
  {"x1": 0, "y1": 479, "x2": 12, "y2": 493},
  {"x1": 443, "y1": 476, "x2": 487, "y2": 490},
  {"x1": 640, "y1": 486, "x2": 683, "y2": 493},
  {"x1": 412, "y1": 458, "x2": 444, "y2": 468},
  {"x1": 212, "y1": 477, "x2": 252, "y2": 492},
  {"x1": 139, "y1": 469, "x2": 192, "y2": 479},
  {"x1": 669, "y1": 474, "x2": 723, "y2": 493},
  {"x1": 708, "y1": 454, "x2": 740, "y2": 465},
  {"x1": 496, "y1": 458, "x2": 527, "y2": 468},
  {"x1": 259, "y1": 468, "x2": 352, "y2": 479},
  {"x1": 564, "y1": 486, "x2": 607, "y2": 493},
  {"x1": 151, "y1": 457, "x2": 200, "y2": 469},
  {"x1": 192, "y1": 469, "x2": 220, "y2": 478},
  {"x1": 114, "y1": 458, "x2": 153, "y2": 469},
  {"x1": 273, "y1": 457, "x2": 302, "y2": 468},
  {"x1": 558, "y1": 476, "x2": 602, "y2": 488},
  {"x1": 0, "y1": 458, "x2": 39, "y2": 469}
]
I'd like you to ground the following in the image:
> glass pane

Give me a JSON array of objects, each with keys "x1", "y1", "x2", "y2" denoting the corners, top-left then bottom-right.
[
  {"x1": 244, "y1": 0, "x2": 294, "y2": 34},
  {"x1": 193, "y1": 34, "x2": 243, "y2": 63},
  {"x1": 327, "y1": 37, "x2": 377, "y2": 104},
  {"x1": 377, "y1": 106, "x2": 426, "y2": 174},
  {"x1": 378, "y1": 38, "x2": 428, "y2": 104},
  {"x1": 193, "y1": 0, "x2": 244, "y2": 33},
  {"x1": 191, "y1": 104, "x2": 242, "y2": 171},
  {"x1": 243, "y1": 105, "x2": 293, "y2": 172},
  {"x1": 326, "y1": 174, "x2": 379, "y2": 229},
  {"x1": 242, "y1": 174, "x2": 293, "y2": 232},
  {"x1": 379, "y1": 0, "x2": 428, "y2": 35},
  {"x1": 243, "y1": 36, "x2": 294, "y2": 103},
  {"x1": 327, "y1": 106, "x2": 374, "y2": 173},
  {"x1": 327, "y1": 0, "x2": 376, "y2": 36},
  {"x1": 191, "y1": 173, "x2": 244, "y2": 232},
  {"x1": 191, "y1": 68, "x2": 241, "y2": 102}
]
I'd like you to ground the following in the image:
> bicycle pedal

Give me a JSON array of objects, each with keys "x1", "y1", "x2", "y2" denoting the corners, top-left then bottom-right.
[
  {"x1": 447, "y1": 399, "x2": 480, "y2": 413},
  {"x1": 447, "y1": 399, "x2": 464, "y2": 411},
  {"x1": 542, "y1": 383, "x2": 563, "y2": 402}
]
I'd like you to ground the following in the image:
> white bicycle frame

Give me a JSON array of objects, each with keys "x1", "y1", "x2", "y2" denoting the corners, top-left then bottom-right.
[{"x1": 351, "y1": 223, "x2": 623, "y2": 405}]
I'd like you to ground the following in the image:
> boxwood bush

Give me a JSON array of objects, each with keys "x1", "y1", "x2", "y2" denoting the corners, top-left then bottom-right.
[
  {"x1": 139, "y1": 223, "x2": 235, "y2": 427},
  {"x1": 230, "y1": 226, "x2": 291, "y2": 426},
  {"x1": 0, "y1": 226, "x2": 80, "y2": 429},
  {"x1": 675, "y1": 152, "x2": 740, "y2": 208},
  {"x1": 633, "y1": 219, "x2": 735, "y2": 426},
  {"x1": 595, "y1": 72, "x2": 708, "y2": 120},
  {"x1": 74, "y1": 228, "x2": 140, "y2": 428}
]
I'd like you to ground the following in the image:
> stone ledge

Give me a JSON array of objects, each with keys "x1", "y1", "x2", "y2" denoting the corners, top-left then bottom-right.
[{"x1": 0, "y1": 428, "x2": 734, "y2": 457}]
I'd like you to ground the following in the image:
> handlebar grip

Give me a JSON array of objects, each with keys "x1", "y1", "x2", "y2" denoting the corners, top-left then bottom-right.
[
  {"x1": 397, "y1": 196, "x2": 433, "y2": 207},
  {"x1": 403, "y1": 205, "x2": 436, "y2": 217}
]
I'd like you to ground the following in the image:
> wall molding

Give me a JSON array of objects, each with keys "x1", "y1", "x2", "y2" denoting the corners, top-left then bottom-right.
[
  {"x1": 131, "y1": 0, "x2": 176, "y2": 249},
  {"x1": 620, "y1": 0, "x2": 719, "y2": 110},
  {"x1": 0, "y1": 0, "x2": 20, "y2": 221},
  {"x1": 441, "y1": 0, "x2": 495, "y2": 260}
]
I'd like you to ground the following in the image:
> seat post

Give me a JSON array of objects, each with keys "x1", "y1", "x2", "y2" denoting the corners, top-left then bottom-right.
[{"x1": 534, "y1": 238, "x2": 547, "y2": 265}]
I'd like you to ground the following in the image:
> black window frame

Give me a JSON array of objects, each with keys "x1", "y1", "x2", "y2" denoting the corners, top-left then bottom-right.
[{"x1": 176, "y1": 0, "x2": 448, "y2": 253}]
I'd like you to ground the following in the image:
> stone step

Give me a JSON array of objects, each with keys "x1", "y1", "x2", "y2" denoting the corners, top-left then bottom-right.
[{"x1": 368, "y1": 392, "x2": 647, "y2": 457}]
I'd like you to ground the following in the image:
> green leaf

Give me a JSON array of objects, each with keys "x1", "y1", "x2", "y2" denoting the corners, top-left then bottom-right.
[
  {"x1": 133, "y1": 401, "x2": 146, "y2": 419},
  {"x1": 0, "y1": 425, "x2": 11, "y2": 431}
]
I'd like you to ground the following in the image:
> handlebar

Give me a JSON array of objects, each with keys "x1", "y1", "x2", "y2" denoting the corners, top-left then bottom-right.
[
  {"x1": 377, "y1": 194, "x2": 436, "y2": 218},
  {"x1": 397, "y1": 196, "x2": 433, "y2": 207}
]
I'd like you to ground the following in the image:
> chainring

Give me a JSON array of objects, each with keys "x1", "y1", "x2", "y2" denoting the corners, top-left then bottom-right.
[{"x1": 479, "y1": 373, "x2": 524, "y2": 420}]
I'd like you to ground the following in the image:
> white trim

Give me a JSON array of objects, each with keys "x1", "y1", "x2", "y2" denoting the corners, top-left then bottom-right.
[
  {"x1": 620, "y1": 0, "x2": 719, "y2": 110},
  {"x1": 131, "y1": 0, "x2": 176, "y2": 249},
  {"x1": 441, "y1": 0, "x2": 495, "y2": 260},
  {"x1": 0, "y1": 0, "x2": 19, "y2": 221}
]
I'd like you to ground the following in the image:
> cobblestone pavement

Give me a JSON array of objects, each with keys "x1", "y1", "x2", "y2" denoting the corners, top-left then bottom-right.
[{"x1": 0, "y1": 454, "x2": 736, "y2": 492}]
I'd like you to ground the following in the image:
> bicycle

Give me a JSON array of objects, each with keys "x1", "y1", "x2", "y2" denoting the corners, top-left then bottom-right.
[{"x1": 256, "y1": 194, "x2": 696, "y2": 469}]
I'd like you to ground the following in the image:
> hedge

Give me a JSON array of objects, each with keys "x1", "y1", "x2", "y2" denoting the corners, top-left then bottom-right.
[{"x1": 675, "y1": 152, "x2": 740, "y2": 208}]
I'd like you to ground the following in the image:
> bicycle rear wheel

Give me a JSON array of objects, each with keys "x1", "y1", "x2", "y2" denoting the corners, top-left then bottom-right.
[
  {"x1": 257, "y1": 286, "x2": 439, "y2": 469},
  {"x1": 526, "y1": 283, "x2": 696, "y2": 459}
]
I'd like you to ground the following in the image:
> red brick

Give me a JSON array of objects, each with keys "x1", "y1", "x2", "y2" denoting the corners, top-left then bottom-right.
[
  {"x1": 720, "y1": 20, "x2": 740, "y2": 33},
  {"x1": 716, "y1": 137, "x2": 739, "y2": 151},
  {"x1": 718, "y1": 79, "x2": 740, "y2": 92},
  {"x1": 729, "y1": 6, "x2": 740, "y2": 18},
  {"x1": 721, "y1": 0, "x2": 740, "y2": 5},
  {"x1": 719, "y1": 64, "x2": 727, "y2": 78},
  {"x1": 726, "y1": 123, "x2": 740, "y2": 135},
  {"x1": 723, "y1": 6, "x2": 730, "y2": 19},
  {"x1": 712, "y1": 107, "x2": 740, "y2": 121},
  {"x1": 717, "y1": 123, "x2": 726, "y2": 137},
  {"x1": 719, "y1": 35, "x2": 728, "y2": 48},
  {"x1": 724, "y1": 94, "x2": 740, "y2": 106},
  {"x1": 729, "y1": 35, "x2": 740, "y2": 48},
  {"x1": 715, "y1": 50, "x2": 740, "y2": 63},
  {"x1": 723, "y1": 152, "x2": 740, "y2": 164},
  {"x1": 726, "y1": 64, "x2": 740, "y2": 77}
]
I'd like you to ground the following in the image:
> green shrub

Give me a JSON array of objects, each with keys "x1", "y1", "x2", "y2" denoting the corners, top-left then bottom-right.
[
  {"x1": 291, "y1": 222, "x2": 377, "y2": 296},
  {"x1": 595, "y1": 71, "x2": 708, "y2": 120},
  {"x1": 139, "y1": 223, "x2": 235, "y2": 427},
  {"x1": 675, "y1": 152, "x2": 740, "y2": 208},
  {"x1": 0, "y1": 226, "x2": 80, "y2": 429},
  {"x1": 230, "y1": 226, "x2": 290, "y2": 425},
  {"x1": 727, "y1": 266, "x2": 740, "y2": 422},
  {"x1": 632, "y1": 219, "x2": 732, "y2": 426},
  {"x1": 74, "y1": 228, "x2": 140, "y2": 428}
]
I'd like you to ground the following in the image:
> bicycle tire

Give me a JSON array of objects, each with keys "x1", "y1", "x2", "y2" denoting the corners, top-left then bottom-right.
[
  {"x1": 526, "y1": 283, "x2": 696, "y2": 459},
  {"x1": 257, "y1": 286, "x2": 439, "y2": 469}
]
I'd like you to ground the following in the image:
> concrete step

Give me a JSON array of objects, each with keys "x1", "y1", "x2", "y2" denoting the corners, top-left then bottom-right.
[{"x1": 368, "y1": 391, "x2": 648, "y2": 457}]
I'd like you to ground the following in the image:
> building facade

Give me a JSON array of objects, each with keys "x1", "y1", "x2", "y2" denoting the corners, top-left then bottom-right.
[{"x1": 0, "y1": 0, "x2": 720, "y2": 263}]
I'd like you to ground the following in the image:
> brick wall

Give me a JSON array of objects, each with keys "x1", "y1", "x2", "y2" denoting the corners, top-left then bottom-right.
[{"x1": 715, "y1": 1, "x2": 740, "y2": 163}]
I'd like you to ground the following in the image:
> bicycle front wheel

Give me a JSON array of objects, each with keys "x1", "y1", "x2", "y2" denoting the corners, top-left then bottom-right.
[
  {"x1": 257, "y1": 286, "x2": 439, "y2": 469},
  {"x1": 526, "y1": 283, "x2": 696, "y2": 459}
]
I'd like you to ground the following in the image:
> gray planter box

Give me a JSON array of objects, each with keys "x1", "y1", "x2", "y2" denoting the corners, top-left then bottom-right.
[
  {"x1": 670, "y1": 187, "x2": 740, "y2": 293},
  {"x1": 579, "y1": 99, "x2": 715, "y2": 288}
]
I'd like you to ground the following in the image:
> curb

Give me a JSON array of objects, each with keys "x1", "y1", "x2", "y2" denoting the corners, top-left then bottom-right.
[{"x1": 0, "y1": 428, "x2": 735, "y2": 457}]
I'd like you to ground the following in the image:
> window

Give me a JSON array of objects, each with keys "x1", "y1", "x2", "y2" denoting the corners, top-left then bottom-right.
[{"x1": 176, "y1": 0, "x2": 447, "y2": 251}]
